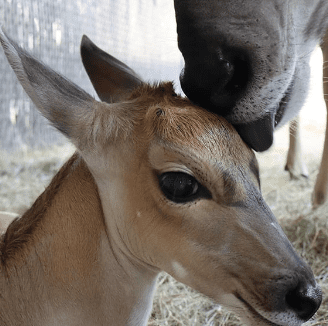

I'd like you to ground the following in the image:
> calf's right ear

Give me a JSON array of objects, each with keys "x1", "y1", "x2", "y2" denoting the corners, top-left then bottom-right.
[{"x1": 80, "y1": 35, "x2": 143, "y2": 103}]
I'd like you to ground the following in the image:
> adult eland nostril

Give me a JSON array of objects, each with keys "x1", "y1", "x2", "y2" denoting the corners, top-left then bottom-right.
[
  {"x1": 285, "y1": 282, "x2": 322, "y2": 321},
  {"x1": 180, "y1": 49, "x2": 250, "y2": 114}
]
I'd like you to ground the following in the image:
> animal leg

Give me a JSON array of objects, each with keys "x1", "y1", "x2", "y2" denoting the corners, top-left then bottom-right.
[
  {"x1": 285, "y1": 116, "x2": 309, "y2": 179},
  {"x1": 313, "y1": 32, "x2": 328, "y2": 207}
]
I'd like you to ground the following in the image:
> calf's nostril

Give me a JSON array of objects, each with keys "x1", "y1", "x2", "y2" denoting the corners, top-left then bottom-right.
[{"x1": 285, "y1": 283, "x2": 322, "y2": 321}]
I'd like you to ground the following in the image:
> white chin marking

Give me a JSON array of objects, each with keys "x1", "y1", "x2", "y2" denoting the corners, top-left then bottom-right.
[{"x1": 172, "y1": 261, "x2": 188, "y2": 279}]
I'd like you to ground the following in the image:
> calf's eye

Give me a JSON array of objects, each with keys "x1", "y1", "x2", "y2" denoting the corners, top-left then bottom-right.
[{"x1": 158, "y1": 172, "x2": 211, "y2": 203}]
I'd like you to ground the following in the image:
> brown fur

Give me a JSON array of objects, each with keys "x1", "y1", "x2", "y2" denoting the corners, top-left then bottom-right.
[
  {"x1": 127, "y1": 83, "x2": 246, "y2": 156},
  {"x1": 0, "y1": 29, "x2": 322, "y2": 325},
  {"x1": 0, "y1": 154, "x2": 81, "y2": 265}
]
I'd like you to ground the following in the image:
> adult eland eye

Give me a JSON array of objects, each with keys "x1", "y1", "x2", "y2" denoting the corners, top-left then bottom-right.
[{"x1": 158, "y1": 172, "x2": 211, "y2": 203}]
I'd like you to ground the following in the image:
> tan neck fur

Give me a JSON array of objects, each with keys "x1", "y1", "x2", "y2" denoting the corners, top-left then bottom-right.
[{"x1": 0, "y1": 153, "x2": 158, "y2": 326}]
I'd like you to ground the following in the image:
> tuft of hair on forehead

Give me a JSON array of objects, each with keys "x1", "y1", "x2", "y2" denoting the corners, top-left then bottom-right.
[
  {"x1": 91, "y1": 81, "x2": 246, "y2": 158},
  {"x1": 132, "y1": 82, "x2": 241, "y2": 151},
  {"x1": 128, "y1": 81, "x2": 180, "y2": 102}
]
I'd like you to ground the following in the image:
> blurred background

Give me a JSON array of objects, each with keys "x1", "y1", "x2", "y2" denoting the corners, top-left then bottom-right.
[{"x1": 0, "y1": 0, "x2": 183, "y2": 150}]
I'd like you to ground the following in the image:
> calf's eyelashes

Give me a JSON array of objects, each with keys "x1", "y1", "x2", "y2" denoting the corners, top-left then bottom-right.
[{"x1": 158, "y1": 172, "x2": 212, "y2": 203}]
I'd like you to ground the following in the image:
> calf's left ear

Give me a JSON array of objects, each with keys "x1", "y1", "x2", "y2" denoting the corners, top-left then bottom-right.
[
  {"x1": 0, "y1": 26, "x2": 96, "y2": 142},
  {"x1": 0, "y1": 27, "x2": 142, "y2": 150}
]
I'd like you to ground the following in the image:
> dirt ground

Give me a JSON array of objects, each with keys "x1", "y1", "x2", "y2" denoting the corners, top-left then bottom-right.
[{"x1": 0, "y1": 49, "x2": 327, "y2": 325}]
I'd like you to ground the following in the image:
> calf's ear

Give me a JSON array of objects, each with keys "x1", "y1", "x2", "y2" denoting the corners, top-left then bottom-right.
[
  {"x1": 80, "y1": 35, "x2": 143, "y2": 103},
  {"x1": 0, "y1": 27, "x2": 142, "y2": 150},
  {"x1": 0, "y1": 26, "x2": 95, "y2": 141}
]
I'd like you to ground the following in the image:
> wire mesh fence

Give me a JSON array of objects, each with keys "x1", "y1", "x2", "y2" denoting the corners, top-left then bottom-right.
[{"x1": 0, "y1": 0, "x2": 183, "y2": 150}]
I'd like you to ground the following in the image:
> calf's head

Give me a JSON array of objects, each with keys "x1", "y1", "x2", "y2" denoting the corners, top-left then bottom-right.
[{"x1": 0, "y1": 28, "x2": 322, "y2": 326}]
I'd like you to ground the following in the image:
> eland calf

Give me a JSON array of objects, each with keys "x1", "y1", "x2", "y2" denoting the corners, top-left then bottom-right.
[{"x1": 0, "y1": 28, "x2": 322, "y2": 326}]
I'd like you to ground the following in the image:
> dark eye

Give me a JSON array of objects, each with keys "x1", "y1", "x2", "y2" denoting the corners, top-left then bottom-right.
[{"x1": 158, "y1": 172, "x2": 212, "y2": 203}]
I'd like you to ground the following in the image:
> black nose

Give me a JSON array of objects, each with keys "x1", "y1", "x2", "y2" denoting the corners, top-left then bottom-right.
[
  {"x1": 180, "y1": 48, "x2": 250, "y2": 115},
  {"x1": 285, "y1": 281, "x2": 322, "y2": 321},
  {"x1": 265, "y1": 273, "x2": 322, "y2": 324},
  {"x1": 180, "y1": 48, "x2": 277, "y2": 152}
]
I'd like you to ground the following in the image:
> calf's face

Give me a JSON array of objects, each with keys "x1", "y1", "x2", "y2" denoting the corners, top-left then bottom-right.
[{"x1": 78, "y1": 35, "x2": 322, "y2": 326}]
